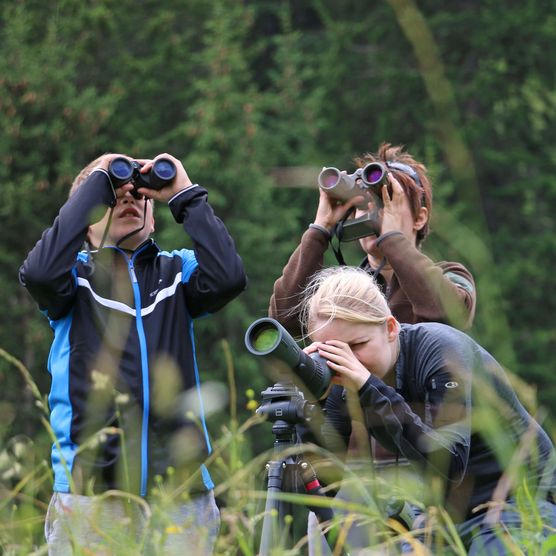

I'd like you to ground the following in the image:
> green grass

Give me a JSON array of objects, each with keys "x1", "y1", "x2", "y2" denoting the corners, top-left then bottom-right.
[{"x1": 1, "y1": 346, "x2": 555, "y2": 555}]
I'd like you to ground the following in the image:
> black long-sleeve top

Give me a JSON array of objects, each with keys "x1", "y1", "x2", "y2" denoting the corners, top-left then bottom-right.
[{"x1": 316, "y1": 322, "x2": 555, "y2": 522}]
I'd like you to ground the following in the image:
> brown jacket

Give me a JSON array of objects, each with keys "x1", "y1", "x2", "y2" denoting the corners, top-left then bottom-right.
[{"x1": 268, "y1": 227, "x2": 476, "y2": 336}]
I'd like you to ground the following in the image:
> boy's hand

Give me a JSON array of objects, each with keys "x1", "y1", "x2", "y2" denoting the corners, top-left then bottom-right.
[{"x1": 135, "y1": 154, "x2": 193, "y2": 203}]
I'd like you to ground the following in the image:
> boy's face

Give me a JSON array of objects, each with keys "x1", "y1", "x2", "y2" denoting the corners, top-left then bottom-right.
[{"x1": 89, "y1": 186, "x2": 155, "y2": 250}]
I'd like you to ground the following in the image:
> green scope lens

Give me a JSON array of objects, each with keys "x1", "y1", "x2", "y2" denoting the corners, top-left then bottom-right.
[{"x1": 251, "y1": 326, "x2": 280, "y2": 352}]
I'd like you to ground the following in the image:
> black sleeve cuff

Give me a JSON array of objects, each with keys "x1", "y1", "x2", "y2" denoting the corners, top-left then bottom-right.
[{"x1": 168, "y1": 185, "x2": 208, "y2": 223}]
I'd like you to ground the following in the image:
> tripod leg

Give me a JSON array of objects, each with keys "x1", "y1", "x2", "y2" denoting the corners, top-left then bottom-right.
[
  {"x1": 259, "y1": 459, "x2": 289, "y2": 556},
  {"x1": 299, "y1": 461, "x2": 351, "y2": 556}
]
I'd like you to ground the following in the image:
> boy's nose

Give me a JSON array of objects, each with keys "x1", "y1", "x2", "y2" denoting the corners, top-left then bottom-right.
[{"x1": 116, "y1": 185, "x2": 134, "y2": 199}]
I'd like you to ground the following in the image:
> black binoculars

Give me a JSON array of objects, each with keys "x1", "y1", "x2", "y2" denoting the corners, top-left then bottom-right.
[
  {"x1": 318, "y1": 162, "x2": 387, "y2": 206},
  {"x1": 108, "y1": 157, "x2": 177, "y2": 197}
]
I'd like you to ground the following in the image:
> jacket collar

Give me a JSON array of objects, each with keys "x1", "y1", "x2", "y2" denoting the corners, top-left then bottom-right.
[{"x1": 94, "y1": 238, "x2": 160, "y2": 264}]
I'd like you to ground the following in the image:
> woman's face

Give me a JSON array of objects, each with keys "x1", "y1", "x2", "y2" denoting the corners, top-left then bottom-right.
[{"x1": 310, "y1": 317, "x2": 399, "y2": 380}]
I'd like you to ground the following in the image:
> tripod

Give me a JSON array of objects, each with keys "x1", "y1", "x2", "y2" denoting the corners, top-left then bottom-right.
[{"x1": 257, "y1": 382, "x2": 349, "y2": 556}]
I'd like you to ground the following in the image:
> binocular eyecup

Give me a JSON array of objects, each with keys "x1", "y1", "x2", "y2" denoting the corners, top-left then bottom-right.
[
  {"x1": 245, "y1": 318, "x2": 332, "y2": 402},
  {"x1": 360, "y1": 162, "x2": 387, "y2": 188},
  {"x1": 108, "y1": 157, "x2": 177, "y2": 193}
]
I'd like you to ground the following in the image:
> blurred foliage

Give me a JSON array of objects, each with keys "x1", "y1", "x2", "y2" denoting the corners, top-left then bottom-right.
[{"x1": 1, "y1": 0, "x2": 555, "y2": 552}]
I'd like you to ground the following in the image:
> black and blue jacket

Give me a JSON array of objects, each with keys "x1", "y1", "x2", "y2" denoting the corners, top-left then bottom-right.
[{"x1": 19, "y1": 170, "x2": 247, "y2": 497}]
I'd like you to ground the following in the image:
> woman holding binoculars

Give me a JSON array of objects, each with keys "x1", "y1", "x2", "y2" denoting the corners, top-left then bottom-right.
[{"x1": 269, "y1": 142, "x2": 476, "y2": 334}]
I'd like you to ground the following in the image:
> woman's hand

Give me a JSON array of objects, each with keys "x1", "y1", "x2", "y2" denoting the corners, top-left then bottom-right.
[
  {"x1": 306, "y1": 340, "x2": 370, "y2": 391},
  {"x1": 379, "y1": 172, "x2": 406, "y2": 235},
  {"x1": 314, "y1": 176, "x2": 365, "y2": 230}
]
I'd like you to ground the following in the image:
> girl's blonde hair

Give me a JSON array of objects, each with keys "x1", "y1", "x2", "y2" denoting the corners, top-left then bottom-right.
[{"x1": 300, "y1": 266, "x2": 392, "y2": 338}]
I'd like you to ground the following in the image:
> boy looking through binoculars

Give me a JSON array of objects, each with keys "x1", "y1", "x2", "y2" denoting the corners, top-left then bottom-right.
[{"x1": 20, "y1": 152, "x2": 247, "y2": 555}]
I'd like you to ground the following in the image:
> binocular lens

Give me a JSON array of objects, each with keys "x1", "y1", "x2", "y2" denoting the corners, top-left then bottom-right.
[
  {"x1": 250, "y1": 323, "x2": 280, "y2": 353},
  {"x1": 323, "y1": 174, "x2": 339, "y2": 188},
  {"x1": 361, "y1": 163, "x2": 385, "y2": 186},
  {"x1": 319, "y1": 168, "x2": 341, "y2": 190},
  {"x1": 109, "y1": 158, "x2": 134, "y2": 181},
  {"x1": 153, "y1": 159, "x2": 176, "y2": 180}
]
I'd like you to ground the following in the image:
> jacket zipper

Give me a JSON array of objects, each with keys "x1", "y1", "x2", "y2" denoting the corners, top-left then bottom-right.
[{"x1": 127, "y1": 253, "x2": 150, "y2": 497}]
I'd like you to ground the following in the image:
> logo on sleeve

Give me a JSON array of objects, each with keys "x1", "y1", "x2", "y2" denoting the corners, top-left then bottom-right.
[{"x1": 445, "y1": 381, "x2": 459, "y2": 389}]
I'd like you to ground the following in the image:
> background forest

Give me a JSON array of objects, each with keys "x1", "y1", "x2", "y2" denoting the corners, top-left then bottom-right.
[{"x1": 1, "y1": 0, "x2": 555, "y2": 553}]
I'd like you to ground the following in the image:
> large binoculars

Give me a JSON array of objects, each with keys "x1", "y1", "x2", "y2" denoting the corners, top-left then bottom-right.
[
  {"x1": 318, "y1": 162, "x2": 388, "y2": 206},
  {"x1": 245, "y1": 317, "x2": 332, "y2": 402},
  {"x1": 108, "y1": 157, "x2": 177, "y2": 196}
]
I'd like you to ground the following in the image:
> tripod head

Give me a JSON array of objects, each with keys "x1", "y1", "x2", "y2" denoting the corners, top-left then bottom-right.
[{"x1": 257, "y1": 381, "x2": 319, "y2": 446}]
